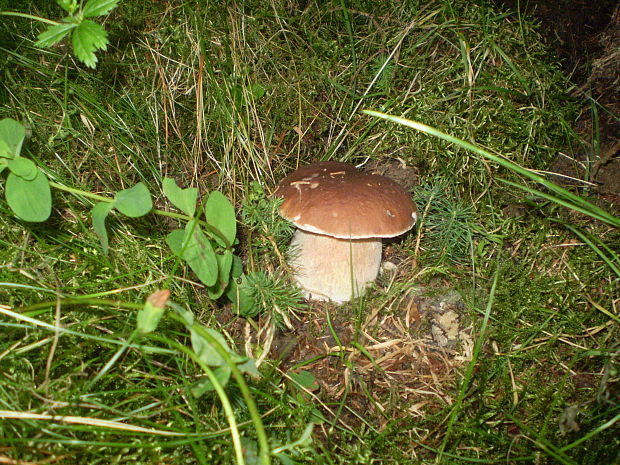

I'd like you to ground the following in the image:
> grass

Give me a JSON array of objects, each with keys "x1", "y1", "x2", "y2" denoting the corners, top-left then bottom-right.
[{"x1": 1, "y1": 0, "x2": 619, "y2": 464}]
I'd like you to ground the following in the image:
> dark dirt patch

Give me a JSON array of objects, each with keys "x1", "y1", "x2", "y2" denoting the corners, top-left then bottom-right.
[{"x1": 221, "y1": 281, "x2": 473, "y2": 430}]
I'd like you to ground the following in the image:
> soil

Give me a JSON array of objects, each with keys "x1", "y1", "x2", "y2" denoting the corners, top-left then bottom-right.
[{"x1": 221, "y1": 280, "x2": 474, "y2": 431}]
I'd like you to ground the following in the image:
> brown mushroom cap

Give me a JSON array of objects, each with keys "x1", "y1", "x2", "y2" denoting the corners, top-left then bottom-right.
[{"x1": 274, "y1": 161, "x2": 417, "y2": 239}]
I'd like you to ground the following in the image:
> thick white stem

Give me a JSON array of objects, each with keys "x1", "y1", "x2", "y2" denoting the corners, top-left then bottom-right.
[{"x1": 288, "y1": 229, "x2": 382, "y2": 303}]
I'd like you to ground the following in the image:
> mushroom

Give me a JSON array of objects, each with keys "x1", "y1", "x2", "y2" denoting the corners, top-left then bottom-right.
[{"x1": 274, "y1": 161, "x2": 417, "y2": 303}]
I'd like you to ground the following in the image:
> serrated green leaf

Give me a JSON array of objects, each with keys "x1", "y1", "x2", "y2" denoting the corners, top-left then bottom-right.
[
  {"x1": 166, "y1": 222, "x2": 218, "y2": 287},
  {"x1": 162, "y1": 177, "x2": 197, "y2": 217},
  {"x1": 191, "y1": 366, "x2": 231, "y2": 397},
  {"x1": 71, "y1": 20, "x2": 108, "y2": 68},
  {"x1": 207, "y1": 250, "x2": 234, "y2": 300},
  {"x1": 82, "y1": 0, "x2": 120, "y2": 17},
  {"x1": 190, "y1": 326, "x2": 233, "y2": 367},
  {"x1": 91, "y1": 201, "x2": 114, "y2": 254},
  {"x1": 6, "y1": 170, "x2": 51, "y2": 222},
  {"x1": 204, "y1": 191, "x2": 236, "y2": 248},
  {"x1": 0, "y1": 118, "x2": 26, "y2": 157},
  {"x1": 7, "y1": 157, "x2": 38, "y2": 180},
  {"x1": 35, "y1": 22, "x2": 77, "y2": 48},
  {"x1": 114, "y1": 182, "x2": 152, "y2": 217}
]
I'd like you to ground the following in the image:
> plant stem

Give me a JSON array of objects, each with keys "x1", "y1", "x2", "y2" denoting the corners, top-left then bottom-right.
[
  {"x1": 150, "y1": 332, "x2": 247, "y2": 465},
  {"x1": 49, "y1": 180, "x2": 192, "y2": 221},
  {"x1": 190, "y1": 323, "x2": 271, "y2": 465},
  {"x1": 48, "y1": 181, "x2": 231, "y2": 247},
  {"x1": 0, "y1": 11, "x2": 60, "y2": 25}
]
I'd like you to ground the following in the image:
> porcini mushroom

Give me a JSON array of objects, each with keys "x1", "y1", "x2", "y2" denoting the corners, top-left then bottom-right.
[{"x1": 274, "y1": 161, "x2": 417, "y2": 303}]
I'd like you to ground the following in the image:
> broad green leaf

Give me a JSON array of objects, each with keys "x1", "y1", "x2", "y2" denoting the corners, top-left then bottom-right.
[
  {"x1": 288, "y1": 370, "x2": 319, "y2": 391},
  {"x1": 191, "y1": 366, "x2": 231, "y2": 397},
  {"x1": 237, "y1": 358, "x2": 259, "y2": 378},
  {"x1": 0, "y1": 159, "x2": 7, "y2": 175},
  {"x1": 91, "y1": 201, "x2": 114, "y2": 254},
  {"x1": 57, "y1": 0, "x2": 78, "y2": 14},
  {"x1": 7, "y1": 157, "x2": 38, "y2": 181},
  {"x1": 166, "y1": 228, "x2": 186, "y2": 256},
  {"x1": 204, "y1": 191, "x2": 236, "y2": 247},
  {"x1": 242, "y1": 438, "x2": 260, "y2": 465},
  {"x1": 0, "y1": 139, "x2": 12, "y2": 159},
  {"x1": 82, "y1": 0, "x2": 120, "y2": 17},
  {"x1": 35, "y1": 22, "x2": 77, "y2": 48},
  {"x1": 162, "y1": 177, "x2": 197, "y2": 217},
  {"x1": 226, "y1": 274, "x2": 256, "y2": 317},
  {"x1": 166, "y1": 222, "x2": 218, "y2": 287},
  {"x1": 273, "y1": 453, "x2": 294, "y2": 465},
  {"x1": 309, "y1": 408, "x2": 327, "y2": 424},
  {"x1": 231, "y1": 254, "x2": 243, "y2": 278},
  {"x1": 250, "y1": 83, "x2": 266, "y2": 101},
  {"x1": 137, "y1": 290, "x2": 169, "y2": 334},
  {"x1": 168, "y1": 301, "x2": 194, "y2": 327},
  {"x1": 114, "y1": 182, "x2": 152, "y2": 217},
  {"x1": 71, "y1": 20, "x2": 108, "y2": 68},
  {"x1": 207, "y1": 250, "x2": 234, "y2": 300},
  {"x1": 190, "y1": 326, "x2": 232, "y2": 367},
  {"x1": 0, "y1": 118, "x2": 25, "y2": 157},
  {"x1": 6, "y1": 170, "x2": 52, "y2": 222}
]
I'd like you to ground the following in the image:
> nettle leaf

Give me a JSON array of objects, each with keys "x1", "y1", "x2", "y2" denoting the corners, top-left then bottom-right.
[
  {"x1": 91, "y1": 201, "x2": 114, "y2": 254},
  {"x1": 82, "y1": 0, "x2": 120, "y2": 17},
  {"x1": 191, "y1": 366, "x2": 232, "y2": 398},
  {"x1": 163, "y1": 177, "x2": 197, "y2": 217},
  {"x1": 35, "y1": 22, "x2": 77, "y2": 48},
  {"x1": 6, "y1": 170, "x2": 52, "y2": 222},
  {"x1": 166, "y1": 222, "x2": 218, "y2": 287},
  {"x1": 137, "y1": 290, "x2": 170, "y2": 335},
  {"x1": 8, "y1": 157, "x2": 38, "y2": 181},
  {"x1": 204, "y1": 191, "x2": 236, "y2": 248},
  {"x1": 71, "y1": 20, "x2": 108, "y2": 68},
  {"x1": 0, "y1": 118, "x2": 26, "y2": 157},
  {"x1": 114, "y1": 182, "x2": 152, "y2": 217}
]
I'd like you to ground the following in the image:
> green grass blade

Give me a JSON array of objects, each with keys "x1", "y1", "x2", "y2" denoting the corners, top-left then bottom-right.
[{"x1": 362, "y1": 110, "x2": 620, "y2": 228}]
